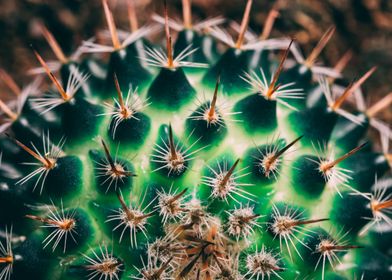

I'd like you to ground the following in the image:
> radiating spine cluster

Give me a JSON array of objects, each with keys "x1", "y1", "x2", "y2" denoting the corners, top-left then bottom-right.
[{"x1": 0, "y1": 0, "x2": 391, "y2": 280}]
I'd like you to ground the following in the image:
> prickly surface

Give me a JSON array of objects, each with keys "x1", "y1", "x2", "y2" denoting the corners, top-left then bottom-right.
[{"x1": 0, "y1": 1, "x2": 391, "y2": 280}]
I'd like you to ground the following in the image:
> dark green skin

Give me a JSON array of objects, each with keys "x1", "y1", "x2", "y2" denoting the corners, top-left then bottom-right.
[
  {"x1": 147, "y1": 67, "x2": 196, "y2": 110},
  {"x1": 234, "y1": 94, "x2": 277, "y2": 134},
  {"x1": 32, "y1": 156, "x2": 83, "y2": 203},
  {"x1": 369, "y1": 226, "x2": 392, "y2": 257},
  {"x1": 174, "y1": 30, "x2": 210, "y2": 64},
  {"x1": 287, "y1": 106, "x2": 338, "y2": 146},
  {"x1": 202, "y1": 48, "x2": 252, "y2": 95},
  {"x1": 291, "y1": 155, "x2": 326, "y2": 198},
  {"x1": 79, "y1": 57, "x2": 107, "y2": 94},
  {"x1": 104, "y1": 42, "x2": 151, "y2": 98},
  {"x1": 340, "y1": 151, "x2": 390, "y2": 192},
  {"x1": 353, "y1": 248, "x2": 392, "y2": 279},
  {"x1": 0, "y1": 178, "x2": 35, "y2": 234},
  {"x1": 330, "y1": 191, "x2": 373, "y2": 235},
  {"x1": 330, "y1": 113, "x2": 369, "y2": 151},
  {"x1": 10, "y1": 116, "x2": 42, "y2": 145},
  {"x1": 279, "y1": 64, "x2": 312, "y2": 110},
  {"x1": 280, "y1": 64, "x2": 313, "y2": 92},
  {"x1": 108, "y1": 111, "x2": 151, "y2": 147},
  {"x1": 62, "y1": 97, "x2": 104, "y2": 142},
  {"x1": 248, "y1": 49, "x2": 272, "y2": 76},
  {"x1": 11, "y1": 234, "x2": 53, "y2": 279}
]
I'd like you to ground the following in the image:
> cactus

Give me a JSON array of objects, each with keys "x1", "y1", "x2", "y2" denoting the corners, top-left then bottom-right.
[{"x1": 0, "y1": 0, "x2": 392, "y2": 279}]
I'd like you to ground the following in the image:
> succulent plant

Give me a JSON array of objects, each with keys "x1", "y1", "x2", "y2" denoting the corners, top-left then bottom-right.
[{"x1": 1, "y1": 0, "x2": 392, "y2": 279}]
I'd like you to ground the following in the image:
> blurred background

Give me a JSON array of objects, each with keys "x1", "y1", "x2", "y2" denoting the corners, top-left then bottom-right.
[{"x1": 0, "y1": 0, "x2": 391, "y2": 122}]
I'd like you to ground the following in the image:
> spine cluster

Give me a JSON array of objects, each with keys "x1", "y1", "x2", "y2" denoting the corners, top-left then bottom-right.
[{"x1": 0, "y1": 0, "x2": 391, "y2": 280}]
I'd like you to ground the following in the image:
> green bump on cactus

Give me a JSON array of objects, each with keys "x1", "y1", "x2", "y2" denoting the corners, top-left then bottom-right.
[
  {"x1": 89, "y1": 139, "x2": 135, "y2": 195},
  {"x1": 1, "y1": 0, "x2": 392, "y2": 279}
]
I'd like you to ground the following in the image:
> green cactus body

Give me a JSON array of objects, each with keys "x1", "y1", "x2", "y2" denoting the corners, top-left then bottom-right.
[{"x1": 0, "y1": 1, "x2": 392, "y2": 280}]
